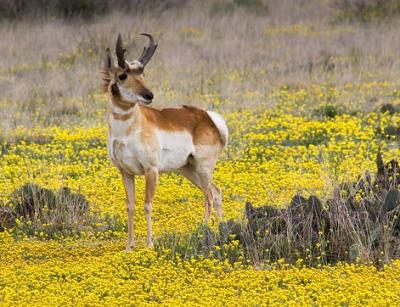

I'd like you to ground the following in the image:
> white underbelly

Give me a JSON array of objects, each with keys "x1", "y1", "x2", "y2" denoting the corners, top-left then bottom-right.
[
  {"x1": 158, "y1": 148, "x2": 191, "y2": 172},
  {"x1": 157, "y1": 130, "x2": 194, "y2": 172},
  {"x1": 109, "y1": 129, "x2": 194, "y2": 174}
]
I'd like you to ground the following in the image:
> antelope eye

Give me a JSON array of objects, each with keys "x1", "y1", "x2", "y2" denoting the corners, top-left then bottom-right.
[{"x1": 118, "y1": 73, "x2": 127, "y2": 81}]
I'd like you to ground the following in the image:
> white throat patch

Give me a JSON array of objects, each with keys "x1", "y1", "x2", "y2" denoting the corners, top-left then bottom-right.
[{"x1": 117, "y1": 84, "x2": 149, "y2": 104}]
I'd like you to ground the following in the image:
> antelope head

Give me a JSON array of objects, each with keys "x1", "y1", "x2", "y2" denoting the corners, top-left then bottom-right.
[{"x1": 104, "y1": 33, "x2": 158, "y2": 104}]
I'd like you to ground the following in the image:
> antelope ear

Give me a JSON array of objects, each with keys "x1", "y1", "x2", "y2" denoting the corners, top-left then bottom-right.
[{"x1": 104, "y1": 47, "x2": 113, "y2": 72}]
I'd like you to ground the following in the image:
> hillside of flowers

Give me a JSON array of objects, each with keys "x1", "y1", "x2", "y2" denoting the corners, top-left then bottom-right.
[{"x1": 1, "y1": 81, "x2": 400, "y2": 305}]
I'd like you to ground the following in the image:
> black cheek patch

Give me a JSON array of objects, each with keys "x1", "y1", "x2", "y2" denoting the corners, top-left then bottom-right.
[
  {"x1": 111, "y1": 83, "x2": 120, "y2": 97},
  {"x1": 118, "y1": 73, "x2": 127, "y2": 81}
]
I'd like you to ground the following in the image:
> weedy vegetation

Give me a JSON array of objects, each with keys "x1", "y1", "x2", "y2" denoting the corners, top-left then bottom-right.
[{"x1": 156, "y1": 152, "x2": 400, "y2": 268}]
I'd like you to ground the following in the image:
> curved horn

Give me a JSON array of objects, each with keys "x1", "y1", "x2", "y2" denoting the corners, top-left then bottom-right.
[
  {"x1": 115, "y1": 33, "x2": 127, "y2": 69},
  {"x1": 137, "y1": 33, "x2": 158, "y2": 67}
]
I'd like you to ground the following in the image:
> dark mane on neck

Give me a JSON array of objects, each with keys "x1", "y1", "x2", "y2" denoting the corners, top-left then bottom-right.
[{"x1": 111, "y1": 94, "x2": 135, "y2": 111}]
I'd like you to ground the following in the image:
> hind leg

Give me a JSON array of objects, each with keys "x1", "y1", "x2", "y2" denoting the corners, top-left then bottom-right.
[
  {"x1": 180, "y1": 164, "x2": 212, "y2": 220},
  {"x1": 180, "y1": 164, "x2": 222, "y2": 220},
  {"x1": 212, "y1": 183, "x2": 223, "y2": 218}
]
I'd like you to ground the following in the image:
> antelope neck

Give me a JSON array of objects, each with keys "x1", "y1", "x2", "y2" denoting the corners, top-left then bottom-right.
[
  {"x1": 111, "y1": 95, "x2": 135, "y2": 111},
  {"x1": 108, "y1": 96, "x2": 136, "y2": 121}
]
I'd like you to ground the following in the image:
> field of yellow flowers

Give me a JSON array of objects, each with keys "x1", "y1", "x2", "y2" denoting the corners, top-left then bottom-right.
[{"x1": 2, "y1": 82, "x2": 400, "y2": 305}]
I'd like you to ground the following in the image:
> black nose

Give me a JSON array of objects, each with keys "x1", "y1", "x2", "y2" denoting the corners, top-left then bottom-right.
[{"x1": 142, "y1": 91, "x2": 153, "y2": 101}]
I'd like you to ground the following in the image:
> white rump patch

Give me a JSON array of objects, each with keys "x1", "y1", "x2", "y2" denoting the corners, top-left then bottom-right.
[{"x1": 207, "y1": 111, "x2": 228, "y2": 146}]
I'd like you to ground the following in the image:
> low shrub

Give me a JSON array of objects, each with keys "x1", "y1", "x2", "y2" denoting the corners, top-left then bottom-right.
[
  {"x1": 0, "y1": 0, "x2": 187, "y2": 20},
  {"x1": 331, "y1": 0, "x2": 400, "y2": 23},
  {"x1": 156, "y1": 152, "x2": 400, "y2": 267},
  {"x1": 380, "y1": 103, "x2": 397, "y2": 115},
  {"x1": 0, "y1": 184, "x2": 90, "y2": 237},
  {"x1": 313, "y1": 105, "x2": 341, "y2": 118}
]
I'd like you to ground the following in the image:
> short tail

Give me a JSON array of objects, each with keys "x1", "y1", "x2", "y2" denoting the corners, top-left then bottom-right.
[{"x1": 207, "y1": 111, "x2": 228, "y2": 147}]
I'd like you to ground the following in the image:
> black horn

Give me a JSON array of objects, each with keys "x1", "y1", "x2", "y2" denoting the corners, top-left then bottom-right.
[
  {"x1": 115, "y1": 33, "x2": 127, "y2": 69},
  {"x1": 137, "y1": 33, "x2": 158, "y2": 67}
]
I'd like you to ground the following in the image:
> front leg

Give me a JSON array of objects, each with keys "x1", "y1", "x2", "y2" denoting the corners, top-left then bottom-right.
[
  {"x1": 144, "y1": 167, "x2": 158, "y2": 248},
  {"x1": 121, "y1": 170, "x2": 135, "y2": 251}
]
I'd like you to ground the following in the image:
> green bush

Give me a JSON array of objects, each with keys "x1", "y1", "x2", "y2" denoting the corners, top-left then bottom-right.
[
  {"x1": 0, "y1": 0, "x2": 188, "y2": 20},
  {"x1": 313, "y1": 105, "x2": 341, "y2": 118},
  {"x1": 332, "y1": 0, "x2": 400, "y2": 22},
  {"x1": 209, "y1": 0, "x2": 268, "y2": 16}
]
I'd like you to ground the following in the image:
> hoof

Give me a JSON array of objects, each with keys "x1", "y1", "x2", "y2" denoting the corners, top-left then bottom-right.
[{"x1": 125, "y1": 243, "x2": 135, "y2": 252}]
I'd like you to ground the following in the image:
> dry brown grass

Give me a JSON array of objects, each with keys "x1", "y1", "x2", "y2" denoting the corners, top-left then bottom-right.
[{"x1": 2, "y1": 0, "x2": 400, "y2": 128}]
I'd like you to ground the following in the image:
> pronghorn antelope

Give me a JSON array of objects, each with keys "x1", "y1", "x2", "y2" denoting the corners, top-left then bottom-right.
[{"x1": 101, "y1": 34, "x2": 228, "y2": 251}]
